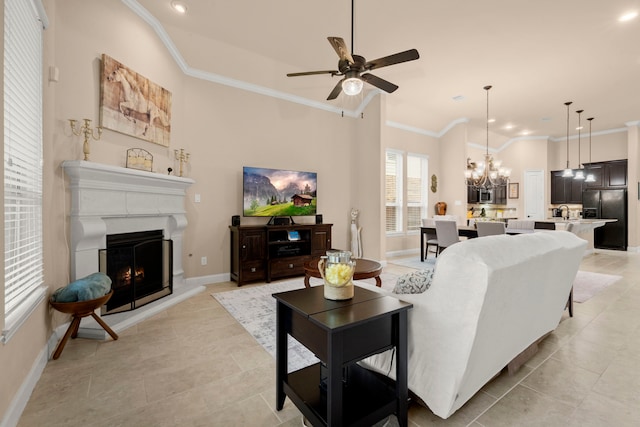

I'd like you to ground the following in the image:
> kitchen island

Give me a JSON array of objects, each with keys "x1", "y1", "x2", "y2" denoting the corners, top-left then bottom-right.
[{"x1": 534, "y1": 218, "x2": 617, "y2": 255}]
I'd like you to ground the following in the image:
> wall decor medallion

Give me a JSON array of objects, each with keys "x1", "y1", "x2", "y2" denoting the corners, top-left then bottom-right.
[
  {"x1": 430, "y1": 174, "x2": 438, "y2": 193},
  {"x1": 100, "y1": 54, "x2": 172, "y2": 147},
  {"x1": 126, "y1": 148, "x2": 153, "y2": 172}
]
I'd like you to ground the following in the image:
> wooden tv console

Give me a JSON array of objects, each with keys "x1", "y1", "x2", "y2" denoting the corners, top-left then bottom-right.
[{"x1": 229, "y1": 223, "x2": 332, "y2": 286}]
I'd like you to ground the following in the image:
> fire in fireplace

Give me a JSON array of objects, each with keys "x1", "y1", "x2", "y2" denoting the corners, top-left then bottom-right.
[{"x1": 99, "y1": 230, "x2": 172, "y2": 315}]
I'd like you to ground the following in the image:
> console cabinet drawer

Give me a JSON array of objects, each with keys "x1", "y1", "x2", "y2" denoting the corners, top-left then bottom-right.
[
  {"x1": 270, "y1": 256, "x2": 309, "y2": 279},
  {"x1": 241, "y1": 261, "x2": 266, "y2": 282}
]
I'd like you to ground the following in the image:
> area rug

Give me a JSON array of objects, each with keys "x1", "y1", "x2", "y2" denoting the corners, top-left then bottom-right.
[
  {"x1": 573, "y1": 270, "x2": 622, "y2": 303},
  {"x1": 212, "y1": 273, "x2": 398, "y2": 372},
  {"x1": 389, "y1": 256, "x2": 436, "y2": 271}
]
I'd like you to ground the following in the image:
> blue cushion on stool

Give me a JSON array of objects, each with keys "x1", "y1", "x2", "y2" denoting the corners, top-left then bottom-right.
[{"x1": 52, "y1": 272, "x2": 112, "y2": 302}]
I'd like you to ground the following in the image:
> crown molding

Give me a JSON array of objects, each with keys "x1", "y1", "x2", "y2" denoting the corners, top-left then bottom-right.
[
  {"x1": 123, "y1": 1, "x2": 637, "y2": 143},
  {"x1": 122, "y1": 0, "x2": 361, "y2": 117}
]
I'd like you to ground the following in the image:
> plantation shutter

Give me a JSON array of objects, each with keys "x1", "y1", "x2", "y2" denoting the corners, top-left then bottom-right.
[
  {"x1": 3, "y1": 0, "x2": 47, "y2": 342},
  {"x1": 407, "y1": 154, "x2": 428, "y2": 231},
  {"x1": 385, "y1": 150, "x2": 402, "y2": 233}
]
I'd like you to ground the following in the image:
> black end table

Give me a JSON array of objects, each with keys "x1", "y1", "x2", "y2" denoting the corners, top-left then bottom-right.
[{"x1": 273, "y1": 285, "x2": 412, "y2": 426}]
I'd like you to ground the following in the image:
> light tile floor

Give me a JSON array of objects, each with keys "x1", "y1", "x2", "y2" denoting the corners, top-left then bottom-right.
[{"x1": 17, "y1": 249, "x2": 640, "y2": 426}]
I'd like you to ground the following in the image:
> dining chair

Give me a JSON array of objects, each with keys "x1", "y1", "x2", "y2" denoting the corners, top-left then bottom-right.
[
  {"x1": 476, "y1": 221, "x2": 506, "y2": 237},
  {"x1": 422, "y1": 218, "x2": 439, "y2": 258},
  {"x1": 435, "y1": 220, "x2": 460, "y2": 254},
  {"x1": 534, "y1": 221, "x2": 556, "y2": 230},
  {"x1": 507, "y1": 219, "x2": 536, "y2": 233}
]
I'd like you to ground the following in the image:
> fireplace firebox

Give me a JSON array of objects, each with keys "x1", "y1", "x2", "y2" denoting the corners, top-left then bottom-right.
[{"x1": 99, "y1": 230, "x2": 172, "y2": 315}]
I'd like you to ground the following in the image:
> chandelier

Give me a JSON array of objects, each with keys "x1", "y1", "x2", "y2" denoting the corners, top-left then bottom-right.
[{"x1": 465, "y1": 85, "x2": 511, "y2": 190}]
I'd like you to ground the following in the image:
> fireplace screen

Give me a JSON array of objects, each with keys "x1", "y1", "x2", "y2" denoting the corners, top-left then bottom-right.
[{"x1": 99, "y1": 230, "x2": 172, "y2": 315}]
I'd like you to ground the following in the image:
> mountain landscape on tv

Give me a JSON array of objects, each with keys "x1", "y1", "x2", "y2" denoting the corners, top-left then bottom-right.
[{"x1": 243, "y1": 167, "x2": 317, "y2": 217}]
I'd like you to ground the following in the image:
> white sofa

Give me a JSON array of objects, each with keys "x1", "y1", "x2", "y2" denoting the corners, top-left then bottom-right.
[{"x1": 359, "y1": 230, "x2": 586, "y2": 419}]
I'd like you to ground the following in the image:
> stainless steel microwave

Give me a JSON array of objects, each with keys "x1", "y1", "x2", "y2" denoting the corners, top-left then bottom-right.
[{"x1": 479, "y1": 189, "x2": 493, "y2": 202}]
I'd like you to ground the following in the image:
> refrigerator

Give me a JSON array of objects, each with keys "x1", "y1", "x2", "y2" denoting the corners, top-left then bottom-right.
[{"x1": 582, "y1": 189, "x2": 627, "y2": 250}]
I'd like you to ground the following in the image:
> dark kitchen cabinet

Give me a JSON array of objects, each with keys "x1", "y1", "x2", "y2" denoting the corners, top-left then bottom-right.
[
  {"x1": 584, "y1": 160, "x2": 627, "y2": 189},
  {"x1": 494, "y1": 185, "x2": 507, "y2": 205},
  {"x1": 550, "y1": 170, "x2": 583, "y2": 204},
  {"x1": 467, "y1": 186, "x2": 479, "y2": 203}
]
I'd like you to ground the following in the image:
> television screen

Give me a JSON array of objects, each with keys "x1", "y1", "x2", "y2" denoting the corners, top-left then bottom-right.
[{"x1": 243, "y1": 166, "x2": 317, "y2": 217}]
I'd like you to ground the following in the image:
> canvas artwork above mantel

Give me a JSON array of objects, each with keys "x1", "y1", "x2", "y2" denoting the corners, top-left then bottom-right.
[{"x1": 100, "y1": 54, "x2": 172, "y2": 147}]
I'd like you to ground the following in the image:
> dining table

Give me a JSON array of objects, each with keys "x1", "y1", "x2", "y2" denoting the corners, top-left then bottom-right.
[{"x1": 420, "y1": 225, "x2": 477, "y2": 262}]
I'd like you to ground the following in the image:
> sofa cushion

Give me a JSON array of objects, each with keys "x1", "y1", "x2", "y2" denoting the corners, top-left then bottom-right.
[{"x1": 393, "y1": 269, "x2": 434, "y2": 294}]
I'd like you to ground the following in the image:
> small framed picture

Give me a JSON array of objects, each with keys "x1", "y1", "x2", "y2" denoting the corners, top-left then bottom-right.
[{"x1": 509, "y1": 183, "x2": 519, "y2": 199}]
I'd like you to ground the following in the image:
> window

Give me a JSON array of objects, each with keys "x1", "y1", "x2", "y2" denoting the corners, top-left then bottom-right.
[
  {"x1": 385, "y1": 150, "x2": 402, "y2": 233},
  {"x1": 406, "y1": 154, "x2": 428, "y2": 232},
  {"x1": 3, "y1": 0, "x2": 47, "y2": 343}
]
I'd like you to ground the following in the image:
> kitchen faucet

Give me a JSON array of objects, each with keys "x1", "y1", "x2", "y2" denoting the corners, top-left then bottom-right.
[{"x1": 558, "y1": 205, "x2": 570, "y2": 220}]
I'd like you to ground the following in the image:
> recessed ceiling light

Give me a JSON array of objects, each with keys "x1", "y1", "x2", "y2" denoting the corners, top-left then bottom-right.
[
  {"x1": 520, "y1": 130, "x2": 531, "y2": 135},
  {"x1": 171, "y1": 1, "x2": 187, "y2": 14},
  {"x1": 488, "y1": 118, "x2": 496, "y2": 123},
  {"x1": 504, "y1": 124, "x2": 514, "y2": 130},
  {"x1": 619, "y1": 11, "x2": 638, "y2": 22}
]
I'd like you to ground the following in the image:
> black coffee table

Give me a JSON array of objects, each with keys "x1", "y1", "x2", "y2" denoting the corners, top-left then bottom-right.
[{"x1": 273, "y1": 285, "x2": 412, "y2": 426}]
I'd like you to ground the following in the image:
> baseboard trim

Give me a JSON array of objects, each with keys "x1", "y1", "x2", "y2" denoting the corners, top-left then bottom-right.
[
  {"x1": 0, "y1": 341, "x2": 51, "y2": 427},
  {"x1": 385, "y1": 248, "x2": 420, "y2": 259},
  {"x1": 185, "y1": 272, "x2": 229, "y2": 287}
]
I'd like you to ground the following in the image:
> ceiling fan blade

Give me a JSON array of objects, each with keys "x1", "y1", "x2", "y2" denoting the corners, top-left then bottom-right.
[
  {"x1": 360, "y1": 73, "x2": 398, "y2": 93},
  {"x1": 327, "y1": 78, "x2": 345, "y2": 100},
  {"x1": 327, "y1": 37, "x2": 355, "y2": 64},
  {"x1": 365, "y1": 49, "x2": 420, "y2": 71},
  {"x1": 287, "y1": 70, "x2": 339, "y2": 77}
]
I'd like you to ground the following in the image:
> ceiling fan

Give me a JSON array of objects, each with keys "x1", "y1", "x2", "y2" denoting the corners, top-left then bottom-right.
[{"x1": 286, "y1": 0, "x2": 420, "y2": 100}]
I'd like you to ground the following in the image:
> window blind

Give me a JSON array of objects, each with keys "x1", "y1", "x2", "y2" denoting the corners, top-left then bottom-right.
[
  {"x1": 3, "y1": 0, "x2": 46, "y2": 340},
  {"x1": 385, "y1": 150, "x2": 402, "y2": 233},
  {"x1": 407, "y1": 154, "x2": 428, "y2": 231}
]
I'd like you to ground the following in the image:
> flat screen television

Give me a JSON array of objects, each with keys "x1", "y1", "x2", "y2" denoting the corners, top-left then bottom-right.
[{"x1": 243, "y1": 166, "x2": 317, "y2": 217}]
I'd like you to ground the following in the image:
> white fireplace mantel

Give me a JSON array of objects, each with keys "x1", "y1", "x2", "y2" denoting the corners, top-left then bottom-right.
[{"x1": 62, "y1": 160, "x2": 194, "y2": 285}]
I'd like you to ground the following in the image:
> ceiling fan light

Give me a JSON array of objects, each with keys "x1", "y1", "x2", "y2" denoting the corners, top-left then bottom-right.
[
  {"x1": 342, "y1": 77, "x2": 363, "y2": 96},
  {"x1": 170, "y1": 1, "x2": 187, "y2": 14}
]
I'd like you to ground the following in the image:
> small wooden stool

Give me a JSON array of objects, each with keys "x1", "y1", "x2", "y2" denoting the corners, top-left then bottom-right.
[{"x1": 49, "y1": 290, "x2": 118, "y2": 360}]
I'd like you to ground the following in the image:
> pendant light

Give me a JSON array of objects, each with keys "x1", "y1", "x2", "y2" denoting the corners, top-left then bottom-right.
[
  {"x1": 574, "y1": 109, "x2": 585, "y2": 180},
  {"x1": 464, "y1": 85, "x2": 511, "y2": 189},
  {"x1": 585, "y1": 117, "x2": 596, "y2": 182},
  {"x1": 562, "y1": 101, "x2": 574, "y2": 177}
]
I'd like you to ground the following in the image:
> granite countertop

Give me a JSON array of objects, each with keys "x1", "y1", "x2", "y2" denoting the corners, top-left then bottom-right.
[{"x1": 540, "y1": 218, "x2": 617, "y2": 224}]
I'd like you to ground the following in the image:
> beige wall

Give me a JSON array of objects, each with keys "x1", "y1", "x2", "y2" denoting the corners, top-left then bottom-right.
[
  {"x1": 547, "y1": 130, "x2": 628, "y2": 171},
  {"x1": 440, "y1": 123, "x2": 468, "y2": 221}
]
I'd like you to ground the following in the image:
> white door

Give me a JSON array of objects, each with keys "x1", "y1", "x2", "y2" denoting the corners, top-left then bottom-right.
[{"x1": 524, "y1": 170, "x2": 545, "y2": 220}]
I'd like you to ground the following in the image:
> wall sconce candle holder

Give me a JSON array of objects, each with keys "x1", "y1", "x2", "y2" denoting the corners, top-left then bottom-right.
[
  {"x1": 174, "y1": 148, "x2": 190, "y2": 177},
  {"x1": 69, "y1": 118, "x2": 102, "y2": 161}
]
